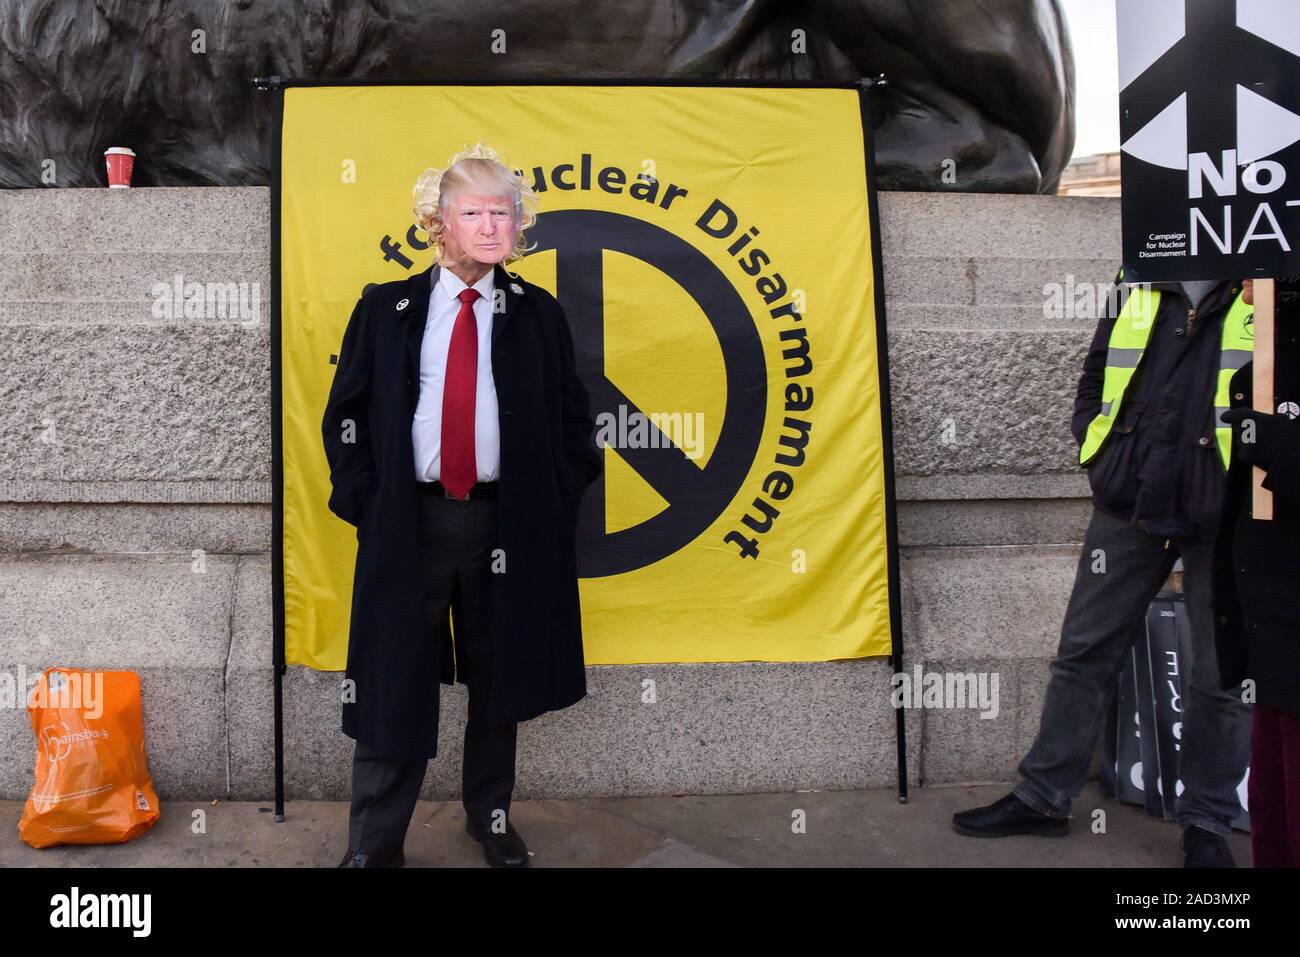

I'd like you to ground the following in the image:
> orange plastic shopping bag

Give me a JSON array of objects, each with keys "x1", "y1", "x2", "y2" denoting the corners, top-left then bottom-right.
[{"x1": 18, "y1": 668, "x2": 160, "y2": 848}]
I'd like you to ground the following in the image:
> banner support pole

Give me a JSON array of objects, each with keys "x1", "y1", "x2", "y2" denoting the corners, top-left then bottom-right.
[
  {"x1": 859, "y1": 75, "x2": 909, "y2": 803},
  {"x1": 255, "y1": 75, "x2": 288, "y2": 821}
]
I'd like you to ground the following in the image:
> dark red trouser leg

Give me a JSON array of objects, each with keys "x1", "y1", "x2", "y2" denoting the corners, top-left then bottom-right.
[{"x1": 1249, "y1": 703, "x2": 1300, "y2": 868}]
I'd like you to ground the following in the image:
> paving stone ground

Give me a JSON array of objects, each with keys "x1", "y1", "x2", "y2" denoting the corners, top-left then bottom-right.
[{"x1": 0, "y1": 782, "x2": 1253, "y2": 868}]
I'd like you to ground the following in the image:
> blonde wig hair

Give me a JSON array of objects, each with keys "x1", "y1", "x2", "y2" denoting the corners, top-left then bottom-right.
[{"x1": 412, "y1": 142, "x2": 538, "y2": 266}]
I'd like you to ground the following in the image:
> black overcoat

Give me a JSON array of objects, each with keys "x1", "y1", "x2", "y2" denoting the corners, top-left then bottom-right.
[
  {"x1": 321, "y1": 261, "x2": 602, "y2": 759},
  {"x1": 1212, "y1": 283, "x2": 1300, "y2": 719}
]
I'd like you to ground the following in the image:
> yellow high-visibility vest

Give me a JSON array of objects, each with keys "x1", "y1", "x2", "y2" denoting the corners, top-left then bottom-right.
[{"x1": 1078, "y1": 286, "x2": 1253, "y2": 469}]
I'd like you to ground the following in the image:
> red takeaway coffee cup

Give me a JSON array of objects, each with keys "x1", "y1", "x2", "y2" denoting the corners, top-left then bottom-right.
[{"x1": 104, "y1": 147, "x2": 136, "y2": 188}]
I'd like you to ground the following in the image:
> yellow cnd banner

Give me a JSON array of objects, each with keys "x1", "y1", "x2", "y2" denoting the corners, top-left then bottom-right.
[{"x1": 275, "y1": 81, "x2": 899, "y2": 671}]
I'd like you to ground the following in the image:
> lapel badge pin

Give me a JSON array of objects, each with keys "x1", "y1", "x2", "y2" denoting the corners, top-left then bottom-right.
[
  {"x1": 395, "y1": 298, "x2": 410, "y2": 312},
  {"x1": 510, "y1": 283, "x2": 524, "y2": 295}
]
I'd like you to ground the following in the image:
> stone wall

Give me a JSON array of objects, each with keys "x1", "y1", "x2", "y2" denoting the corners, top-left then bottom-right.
[{"x1": 0, "y1": 188, "x2": 1119, "y2": 800}]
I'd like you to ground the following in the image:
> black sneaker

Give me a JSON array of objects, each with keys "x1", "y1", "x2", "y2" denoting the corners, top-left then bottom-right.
[
  {"x1": 1182, "y1": 826, "x2": 1236, "y2": 868},
  {"x1": 952, "y1": 793, "x2": 1070, "y2": 838}
]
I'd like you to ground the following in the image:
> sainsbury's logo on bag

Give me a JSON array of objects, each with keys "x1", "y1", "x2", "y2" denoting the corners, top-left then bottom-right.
[{"x1": 40, "y1": 722, "x2": 110, "y2": 763}]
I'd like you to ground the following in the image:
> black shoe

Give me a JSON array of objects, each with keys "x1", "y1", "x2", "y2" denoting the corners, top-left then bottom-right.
[
  {"x1": 465, "y1": 817, "x2": 530, "y2": 868},
  {"x1": 1182, "y1": 826, "x2": 1236, "y2": 868},
  {"x1": 952, "y1": 793, "x2": 1070, "y2": 838},
  {"x1": 337, "y1": 847, "x2": 404, "y2": 868}
]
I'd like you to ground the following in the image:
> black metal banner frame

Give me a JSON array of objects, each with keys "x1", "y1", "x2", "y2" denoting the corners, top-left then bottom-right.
[{"x1": 256, "y1": 74, "x2": 908, "y2": 820}]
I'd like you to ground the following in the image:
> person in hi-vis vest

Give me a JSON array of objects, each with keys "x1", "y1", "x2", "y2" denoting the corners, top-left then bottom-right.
[{"x1": 953, "y1": 270, "x2": 1253, "y2": 868}]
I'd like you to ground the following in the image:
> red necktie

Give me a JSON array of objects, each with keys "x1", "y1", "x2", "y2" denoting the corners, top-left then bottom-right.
[{"x1": 440, "y1": 287, "x2": 481, "y2": 500}]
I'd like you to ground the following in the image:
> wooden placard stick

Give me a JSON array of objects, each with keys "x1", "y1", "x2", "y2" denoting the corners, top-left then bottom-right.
[{"x1": 1252, "y1": 278, "x2": 1275, "y2": 521}]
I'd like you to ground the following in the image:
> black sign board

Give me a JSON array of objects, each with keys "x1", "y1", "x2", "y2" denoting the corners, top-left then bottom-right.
[
  {"x1": 1118, "y1": 0, "x2": 1300, "y2": 282},
  {"x1": 1103, "y1": 593, "x2": 1250, "y2": 831}
]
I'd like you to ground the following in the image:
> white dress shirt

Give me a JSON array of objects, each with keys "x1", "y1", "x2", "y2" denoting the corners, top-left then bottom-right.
[{"x1": 411, "y1": 267, "x2": 501, "y2": 482}]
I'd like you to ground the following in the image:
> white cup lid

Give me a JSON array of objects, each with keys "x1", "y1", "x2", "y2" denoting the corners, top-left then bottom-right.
[{"x1": 104, "y1": 147, "x2": 136, "y2": 157}]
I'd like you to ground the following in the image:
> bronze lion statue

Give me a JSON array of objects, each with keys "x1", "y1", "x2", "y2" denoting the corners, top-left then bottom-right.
[{"x1": 0, "y1": 0, "x2": 1074, "y2": 192}]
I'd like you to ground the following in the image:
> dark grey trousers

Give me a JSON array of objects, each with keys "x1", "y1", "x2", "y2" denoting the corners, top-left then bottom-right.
[
  {"x1": 346, "y1": 490, "x2": 517, "y2": 860},
  {"x1": 1014, "y1": 508, "x2": 1250, "y2": 835}
]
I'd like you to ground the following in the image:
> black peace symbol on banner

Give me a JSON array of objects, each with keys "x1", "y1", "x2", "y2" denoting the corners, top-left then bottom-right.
[{"x1": 529, "y1": 209, "x2": 766, "y2": 578}]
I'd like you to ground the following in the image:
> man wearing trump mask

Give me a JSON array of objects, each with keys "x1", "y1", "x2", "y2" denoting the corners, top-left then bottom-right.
[{"x1": 322, "y1": 143, "x2": 602, "y2": 868}]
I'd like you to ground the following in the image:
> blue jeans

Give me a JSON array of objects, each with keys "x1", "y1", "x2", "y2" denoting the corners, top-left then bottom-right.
[{"x1": 1014, "y1": 508, "x2": 1250, "y2": 835}]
